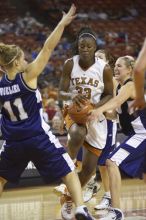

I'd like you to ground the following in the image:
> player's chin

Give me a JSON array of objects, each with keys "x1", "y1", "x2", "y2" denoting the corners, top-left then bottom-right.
[
  {"x1": 81, "y1": 54, "x2": 90, "y2": 59},
  {"x1": 114, "y1": 74, "x2": 120, "y2": 81}
]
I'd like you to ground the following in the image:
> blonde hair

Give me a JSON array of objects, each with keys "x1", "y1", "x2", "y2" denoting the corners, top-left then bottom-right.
[
  {"x1": 0, "y1": 43, "x2": 22, "y2": 67},
  {"x1": 120, "y1": 55, "x2": 135, "y2": 70}
]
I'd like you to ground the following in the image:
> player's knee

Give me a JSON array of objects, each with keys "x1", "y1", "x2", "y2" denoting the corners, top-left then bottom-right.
[
  {"x1": 69, "y1": 125, "x2": 86, "y2": 142},
  {"x1": 106, "y1": 159, "x2": 115, "y2": 168}
]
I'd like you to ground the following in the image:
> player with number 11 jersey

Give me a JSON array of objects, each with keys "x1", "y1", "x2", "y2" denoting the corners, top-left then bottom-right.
[{"x1": 0, "y1": 73, "x2": 49, "y2": 141}]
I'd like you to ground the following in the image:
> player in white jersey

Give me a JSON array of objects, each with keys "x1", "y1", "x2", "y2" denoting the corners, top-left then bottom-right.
[
  {"x1": 89, "y1": 55, "x2": 146, "y2": 220},
  {"x1": 0, "y1": 5, "x2": 96, "y2": 220},
  {"x1": 57, "y1": 27, "x2": 113, "y2": 219},
  {"x1": 84, "y1": 49, "x2": 117, "y2": 208}
]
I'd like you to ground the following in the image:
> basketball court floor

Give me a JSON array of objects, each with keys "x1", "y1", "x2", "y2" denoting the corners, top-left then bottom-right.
[{"x1": 0, "y1": 178, "x2": 145, "y2": 220}]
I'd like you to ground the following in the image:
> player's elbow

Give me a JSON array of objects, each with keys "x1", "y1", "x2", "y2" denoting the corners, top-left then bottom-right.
[{"x1": 106, "y1": 93, "x2": 114, "y2": 101}]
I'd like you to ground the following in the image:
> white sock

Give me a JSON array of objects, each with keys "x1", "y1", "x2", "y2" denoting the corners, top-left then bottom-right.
[
  {"x1": 104, "y1": 191, "x2": 111, "y2": 197},
  {"x1": 73, "y1": 158, "x2": 77, "y2": 164}
]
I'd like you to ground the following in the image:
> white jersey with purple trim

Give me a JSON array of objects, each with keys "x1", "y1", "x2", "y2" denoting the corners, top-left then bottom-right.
[
  {"x1": 68, "y1": 55, "x2": 106, "y2": 105},
  {"x1": 68, "y1": 55, "x2": 108, "y2": 150}
]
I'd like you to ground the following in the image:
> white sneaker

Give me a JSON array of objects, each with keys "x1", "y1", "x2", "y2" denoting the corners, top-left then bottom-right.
[
  {"x1": 94, "y1": 195, "x2": 111, "y2": 210},
  {"x1": 60, "y1": 194, "x2": 74, "y2": 220},
  {"x1": 99, "y1": 208, "x2": 124, "y2": 220},
  {"x1": 75, "y1": 205, "x2": 95, "y2": 220},
  {"x1": 83, "y1": 178, "x2": 101, "y2": 202}
]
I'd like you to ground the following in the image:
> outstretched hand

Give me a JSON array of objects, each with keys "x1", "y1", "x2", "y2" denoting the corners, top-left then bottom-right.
[
  {"x1": 88, "y1": 108, "x2": 104, "y2": 122},
  {"x1": 60, "y1": 4, "x2": 76, "y2": 27},
  {"x1": 130, "y1": 97, "x2": 146, "y2": 111}
]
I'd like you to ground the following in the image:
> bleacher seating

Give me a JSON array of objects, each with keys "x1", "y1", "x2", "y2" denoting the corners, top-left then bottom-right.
[{"x1": 0, "y1": 0, "x2": 146, "y2": 89}]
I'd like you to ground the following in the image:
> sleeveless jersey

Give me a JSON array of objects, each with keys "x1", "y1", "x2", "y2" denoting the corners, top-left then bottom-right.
[
  {"x1": 0, "y1": 73, "x2": 50, "y2": 141},
  {"x1": 68, "y1": 55, "x2": 106, "y2": 104},
  {"x1": 116, "y1": 78, "x2": 146, "y2": 135},
  {"x1": 68, "y1": 55, "x2": 108, "y2": 150}
]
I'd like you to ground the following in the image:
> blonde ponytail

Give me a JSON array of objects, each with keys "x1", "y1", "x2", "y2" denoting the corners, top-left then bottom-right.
[{"x1": 0, "y1": 43, "x2": 21, "y2": 67}]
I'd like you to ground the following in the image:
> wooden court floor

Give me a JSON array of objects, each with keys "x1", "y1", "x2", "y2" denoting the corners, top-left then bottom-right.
[{"x1": 0, "y1": 178, "x2": 146, "y2": 220}]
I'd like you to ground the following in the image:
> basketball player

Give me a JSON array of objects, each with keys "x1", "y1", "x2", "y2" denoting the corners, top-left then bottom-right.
[
  {"x1": 0, "y1": 5, "x2": 95, "y2": 220},
  {"x1": 57, "y1": 27, "x2": 113, "y2": 219},
  {"x1": 132, "y1": 38, "x2": 146, "y2": 110},
  {"x1": 84, "y1": 49, "x2": 117, "y2": 209},
  {"x1": 89, "y1": 55, "x2": 146, "y2": 220}
]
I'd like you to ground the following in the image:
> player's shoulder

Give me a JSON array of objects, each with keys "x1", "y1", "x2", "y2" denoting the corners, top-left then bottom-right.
[
  {"x1": 64, "y1": 56, "x2": 78, "y2": 70},
  {"x1": 64, "y1": 55, "x2": 79, "y2": 64},
  {"x1": 123, "y1": 80, "x2": 134, "y2": 90},
  {"x1": 63, "y1": 57, "x2": 74, "y2": 74},
  {"x1": 64, "y1": 57, "x2": 73, "y2": 65}
]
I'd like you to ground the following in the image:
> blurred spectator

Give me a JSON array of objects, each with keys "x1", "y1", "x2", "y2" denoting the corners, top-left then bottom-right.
[
  {"x1": 108, "y1": 8, "x2": 123, "y2": 20},
  {"x1": 52, "y1": 110, "x2": 64, "y2": 134},
  {"x1": 43, "y1": 108, "x2": 49, "y2": 123},
  {"x1": 125, "y1": 43, "x2": 140, "y2": 58},
  {"x1": 45, "y1": 98, "x2": 58, "y2": 121},
  {"x1": 104, "y1": 32, "x2": 118, "y2": 46},
  {"x1": 23, "y1": 11, "x2": 43, "y2": 28},
  {"x1": 120, "y1": 8, "x2": 134, "y2": 21},
  {"x1": 88, "y1": 8, "x2": 99, "y2": 20},
  {"x1": 127, "y1": 5, "x2": 139, "y2": 17},
  {"x1": 116, "y1": 28, "x2": 127, "y2": 44},
  {"x1": 77, "y1": 9, "x2": 88, "y2": 20},
  {"x1": 1, "y1": 0, "x2": 146, "y2": 119},
  {"x1": 97, "y1": 10, "x2": 108, "y2": 20}
]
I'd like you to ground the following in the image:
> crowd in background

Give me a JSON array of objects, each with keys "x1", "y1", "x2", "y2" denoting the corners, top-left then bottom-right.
[{"x1": 0, "y1": 0, "x2": 146, "y2": 128}]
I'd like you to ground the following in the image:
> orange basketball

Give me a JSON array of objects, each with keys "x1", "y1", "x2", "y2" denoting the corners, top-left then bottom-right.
[{"x1": 68, "y1": 100, "x2": 93, "y2": 125}]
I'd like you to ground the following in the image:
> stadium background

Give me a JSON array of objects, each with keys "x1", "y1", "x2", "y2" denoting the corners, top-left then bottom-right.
[{"x1": 0, "y1": 0, "x2": 146, "y2": 187}]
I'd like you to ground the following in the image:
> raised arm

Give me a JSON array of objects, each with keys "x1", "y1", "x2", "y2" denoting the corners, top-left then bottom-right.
[
  {"x1": 132, "y1": 38, "x2": 146, "y2": 110},
  {"x1": 23, "y1": 4, "x2": 76, "y2": 88},
  {"x1": 58, "y1": 59, "x2": 73, "y2": 101}
]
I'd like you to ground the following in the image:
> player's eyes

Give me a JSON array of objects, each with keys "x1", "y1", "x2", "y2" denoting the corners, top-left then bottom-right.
[{"x1": 80, "y1": 45, "x2": 92, "y2": 49}]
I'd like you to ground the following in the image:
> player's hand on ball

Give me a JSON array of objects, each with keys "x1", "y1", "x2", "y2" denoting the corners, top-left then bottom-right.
[
  {"x1": 68, "y1": 99, "x2": 93, "y2": 125},
  {"x1": 72, "y1": 94, "x2": 88, "y2": 107}
]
